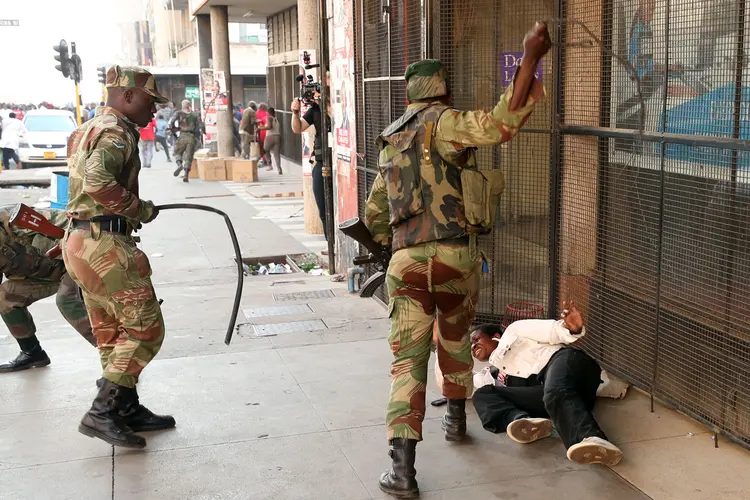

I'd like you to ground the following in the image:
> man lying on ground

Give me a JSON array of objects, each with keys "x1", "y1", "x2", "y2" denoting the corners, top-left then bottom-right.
[{"x1": 470, "y1": 301, "x2": 623, "y2": 466}]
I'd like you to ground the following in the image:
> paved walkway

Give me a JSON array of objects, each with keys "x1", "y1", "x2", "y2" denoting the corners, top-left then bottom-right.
[{"x1": 0, "y1": 155, "x2": 748, "y2": 499}]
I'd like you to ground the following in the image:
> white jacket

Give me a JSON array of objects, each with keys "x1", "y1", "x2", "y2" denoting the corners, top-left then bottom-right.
[
  {"x1": 0, "y1": 118, "x2": 27, "y2": 150},
  {"x1": 488, "y1": 319, "x2": 583, "y2": 379},
  {"x1": 474, "y1": 319, "x2": 629, "y2": 399}
]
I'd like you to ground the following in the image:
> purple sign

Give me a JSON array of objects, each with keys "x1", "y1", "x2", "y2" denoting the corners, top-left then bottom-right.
[{"x1": 501, "y1": 52, "x2": 543, "y2": 87}]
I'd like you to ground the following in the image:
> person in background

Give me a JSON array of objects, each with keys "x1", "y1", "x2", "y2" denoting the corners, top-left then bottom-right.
[
  {"x1": 139, "y1": 118, "x2": 157, "y2": 168},
  {"x1": 260, "y1": 107, "x2": 282, "y2": 174},
  {"x1": 233, "y1": 103, "x2": 243, "y2": 122},
  {"x1": 155, "y1": 115, "x2": 171, "y2": 162},
  {"x1": 240, "y1": 101, "x2": 258, "y2": 159},
  {"x1": 470, "y1": 301, "x2": 623, "y2": 467},
  {"x1": 0, "y1": 112, "x2": 27, "y2": 170},
  {"x1": 256, "y1": 103, "x2": 269, "y2": 167}
]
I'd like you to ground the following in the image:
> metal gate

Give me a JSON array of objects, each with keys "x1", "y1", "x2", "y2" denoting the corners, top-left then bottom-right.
[{"x1": 355, "y1": 0, "x2": 750, "y2": 447}]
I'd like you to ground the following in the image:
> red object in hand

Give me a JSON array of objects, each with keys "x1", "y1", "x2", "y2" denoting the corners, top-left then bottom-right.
[{"x1": 10, "y1": 204, "x2": 65, "y2": 239}]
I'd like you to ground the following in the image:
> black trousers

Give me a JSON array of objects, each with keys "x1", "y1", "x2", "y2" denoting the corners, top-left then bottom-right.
[
  {"x1": 312, "y1": 161, "x2": 327, "y2": 240},
  {"x1": 2, "y1": 148, "x2": 19, "y2": 168},
  {"x1": 155, "y1": 136, "x2": 171, "y2": 161},
  {"x1": 472, "y1": 348, "x2": 607, "y2": 449}
]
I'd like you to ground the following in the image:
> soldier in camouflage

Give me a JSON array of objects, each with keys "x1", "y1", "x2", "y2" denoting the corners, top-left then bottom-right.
[
  {"x1": 170, "y1": 99, "x2": 205, "y2": 182},
  {"x1": 366, "y1": 23, "x2": 551, "y2": 497},
  {"x1": 63, "y1": 65, "x2": 173, "y2": 449},
  {"x1": 0, "y1": 206, "x2": 95, "y2": 373}
]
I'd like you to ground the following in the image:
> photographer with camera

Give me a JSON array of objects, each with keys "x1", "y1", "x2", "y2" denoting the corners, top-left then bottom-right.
[{"x1": 290, "y1": 92, "x2": 329, "y2": 243}]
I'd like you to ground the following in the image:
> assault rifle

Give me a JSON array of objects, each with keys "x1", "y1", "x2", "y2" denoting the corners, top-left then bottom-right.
[
  {"x1": 9, "y1": 204, "x2": 66, "y2": 258},
  {"x1": 338, "y1": 217, "x2": 390, "y2": 297}
]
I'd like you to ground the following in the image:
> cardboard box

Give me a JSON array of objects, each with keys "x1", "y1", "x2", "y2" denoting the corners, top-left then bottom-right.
[
  {"x1": 197, "y1": 158, "x2": 227, "y2": 181},
  {"x1": 227, "y1": 159, "x2": 258, "y2": 183},
  {"x1": 189, "y1": 159, "x2": 198, "y2": 178}
]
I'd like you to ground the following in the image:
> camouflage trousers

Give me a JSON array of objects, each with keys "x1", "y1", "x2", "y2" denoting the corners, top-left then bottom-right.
[
  {"x1": 63, "y1": 229, "x2": 165, "y2": 388},
  {"x1": 0, "y1": 274, "x2": 95, "y2": 345},
  {"x1": 385, "y1": 240, "x2": 480, "y2": 441},
  {"x1": 174, "y1": 134, "x2": 197, "y2": 173}
]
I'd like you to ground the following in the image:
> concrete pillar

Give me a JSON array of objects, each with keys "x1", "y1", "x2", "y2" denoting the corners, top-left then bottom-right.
[
  {"x1": 210, "y1": 5, "x2": 234, "y2": 158},
  {"x1": 298, "y1": 0, "x2": 324, "y2": 235},
  {"x1": 559, "y1": 0, "x2": 603, "y2": 318},
  {"x1": 196, "y1": 14, "x2": 212, "y2": 68}
]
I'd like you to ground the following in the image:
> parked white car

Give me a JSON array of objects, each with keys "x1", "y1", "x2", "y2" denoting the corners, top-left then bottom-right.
[{"x1": 18, "y1": 109, "x2": 77, "y2": 168}]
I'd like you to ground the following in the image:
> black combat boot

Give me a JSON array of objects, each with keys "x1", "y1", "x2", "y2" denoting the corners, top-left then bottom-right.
[
  {"x1": 183, "y1": 169, "x2": 190, "y2": 183},
  {"x1": 173, "y1": 161, "x2": 183, "y2": 177},
  {"x1": 119, "y1": 385, "x2": 176, "y2": 432},
  {"x1": 441, "y1": 398, "x2": 467, "y2": 441},
  {"x1": 379, "y1": 438, "x2": 419, "y2": 498},
  {"x1": 79, "y1": 378, "x2": 146, "y2": 449},
  {"x1": 0, "y1": 337, "x2": 51, "y2": 373}
]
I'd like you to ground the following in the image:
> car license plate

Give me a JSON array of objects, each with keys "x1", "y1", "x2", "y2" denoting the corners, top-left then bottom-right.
[{"x1": 43, "y1": 152, "x2": 57, "y2": 159}]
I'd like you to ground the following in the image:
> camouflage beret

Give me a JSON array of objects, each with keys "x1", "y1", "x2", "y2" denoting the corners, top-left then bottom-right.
[
  {"x1": 106, "y1": 65, "x2": 169, "y2": 104},
  {"x1": 404, "y1": 59, "x2": 449, "y2": 101}
]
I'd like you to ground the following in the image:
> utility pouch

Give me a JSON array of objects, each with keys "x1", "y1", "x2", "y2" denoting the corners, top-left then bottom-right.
[{"x1": 461, "y1": 168, "x2": 506, "y2": 234}]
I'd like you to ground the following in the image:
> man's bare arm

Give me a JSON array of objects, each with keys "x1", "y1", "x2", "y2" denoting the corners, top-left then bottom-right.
[{"x1": 509, "y1": 22, "x2": 551, "y2": 111}]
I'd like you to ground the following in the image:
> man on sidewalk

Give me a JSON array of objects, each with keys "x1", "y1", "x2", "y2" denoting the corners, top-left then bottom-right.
[
  {"x1": 139, "y1": 118, "x2": 156, "y2": 168},
  {"x1": 470, "y1": 302, "x2": 623, "y2": 467},
  {"x1": 0, "y1": 112, "x2": 27, "y2": 169},
  {"x1": 0, "y1": 206, "x2": 95, "y2": 373},
  {"x1": 367, "y1": 23, "x2": 550, "y2": 498},
  {"x1": 170, "y1": 99, "x2": 204, "y2": 182},
  {"x1": 240, "y1": 101, "x2": 258, "y2": 159},
  {"x1": 63, "y1": 65, "x2": 173, "y2": 450}
]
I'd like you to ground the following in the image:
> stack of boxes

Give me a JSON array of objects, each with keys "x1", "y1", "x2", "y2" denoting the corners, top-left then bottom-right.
[{"x1": 193, "y1": 155, "x2": 258, "y2": 183}]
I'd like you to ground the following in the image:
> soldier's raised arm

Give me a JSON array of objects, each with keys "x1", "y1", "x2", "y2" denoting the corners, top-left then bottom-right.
[{"x1": 437, "y1": 22, "x2": 551, "y2": 149}]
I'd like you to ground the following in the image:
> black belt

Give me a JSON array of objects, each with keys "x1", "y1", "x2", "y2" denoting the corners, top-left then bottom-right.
[{"x1": 71, "y1": 217, "x2": 128, "y2": 235}]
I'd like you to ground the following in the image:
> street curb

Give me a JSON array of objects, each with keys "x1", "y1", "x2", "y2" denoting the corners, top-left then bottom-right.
[{"x1": 248, "y1": 191, "x2": 304, "y2": 199}]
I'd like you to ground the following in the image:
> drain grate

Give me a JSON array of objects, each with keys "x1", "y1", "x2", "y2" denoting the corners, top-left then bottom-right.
[
  {"x1": 252, "y1": 319, "x2": 327, "y2": 337},
  {"x1": 243, "y1": 304, "x2": 312, "y2": 318},
  {"x1": 272, "y1": 290, "x2": 335, "y2": 302}
]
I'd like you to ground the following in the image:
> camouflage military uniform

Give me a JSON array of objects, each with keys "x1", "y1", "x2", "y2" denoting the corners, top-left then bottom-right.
[
  {"x1": 171, "y1": 104, "x2": 203, "y2": 180},
  {"x1": 0, "y1": 206, "x2": 95, "y2": 372},
  {"x1": 63, "y1": 67, "x2": 164, "y2": 390},
  {"x1": 366, "y1": 60, "x2": 545, "y2": 444}
]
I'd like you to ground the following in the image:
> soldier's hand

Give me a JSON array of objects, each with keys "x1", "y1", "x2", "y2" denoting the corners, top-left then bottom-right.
[
  {"x1": 523, "y1": 22, "x2": 552, "y2": 61},
  {"x1": 142, "y1": 201, "x2": 160, "y2": 224}
]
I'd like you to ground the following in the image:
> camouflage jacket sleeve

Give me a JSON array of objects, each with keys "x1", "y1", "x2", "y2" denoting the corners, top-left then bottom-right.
[
  {"x1": 84, "y1": 130, "x2": 152, "y2": 221},
  {"x1": 435, "y1": 78, "x2": 545, "y2": 152},
  {"x1": 364, "y1": 172, "x2": 392, "y2": 246}
]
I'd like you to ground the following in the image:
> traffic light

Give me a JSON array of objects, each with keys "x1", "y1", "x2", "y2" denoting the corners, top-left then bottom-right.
[
  {"x1": 97, "y1": 66, "x2": 107, "y2": 84},
  {"x1": 53, "y1": 39, "x2": 70, "y2": 78},
  {"x1": 70, "y1": 42, "x2": 82, "y2": 83}
]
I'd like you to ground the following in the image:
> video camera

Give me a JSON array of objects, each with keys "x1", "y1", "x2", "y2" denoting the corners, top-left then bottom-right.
[{"x1": 297, "y1": 50, "x2": 321, "y2": 104}]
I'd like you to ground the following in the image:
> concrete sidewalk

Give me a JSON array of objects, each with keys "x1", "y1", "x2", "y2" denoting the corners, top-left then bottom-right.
[{"x1": 0, "y1": 156, "x2": 748, "y2": 499}]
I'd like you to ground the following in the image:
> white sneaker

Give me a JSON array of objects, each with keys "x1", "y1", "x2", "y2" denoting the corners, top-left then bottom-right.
[
  {"x1": 506, "y1": 418, "x2": 553, "y2": 444},
  {"x1": 567, "y1": 437, "x2": 623, "y2": 466}
]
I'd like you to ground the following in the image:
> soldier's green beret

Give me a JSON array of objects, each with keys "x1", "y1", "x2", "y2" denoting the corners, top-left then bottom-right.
[{"x1": 404, "y1": 59, "x2": 449, "y2": 101}]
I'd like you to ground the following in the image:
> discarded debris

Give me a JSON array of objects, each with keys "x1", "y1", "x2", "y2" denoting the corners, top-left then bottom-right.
[{"x1": 151, "y1": 253, "x2": 164, "y2": 258}]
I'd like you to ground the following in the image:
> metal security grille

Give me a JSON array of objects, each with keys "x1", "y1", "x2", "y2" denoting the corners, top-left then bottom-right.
[
  {"x1": 356, "y1": 0, "x2": 426, "y2": 302},
  {"x1": 354, "y1": 0, "x2": 750, "y2": 446},
  {"x1": 433, "y1": 0, "x2": 557, "y2": 324},
  {"x1": 558, "y1": 0, "x2": 750, "y2": 447}
]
